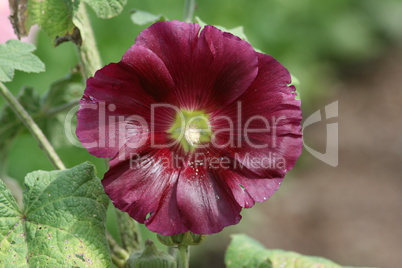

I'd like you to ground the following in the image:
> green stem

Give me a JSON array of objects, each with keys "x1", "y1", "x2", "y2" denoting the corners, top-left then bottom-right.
[
  {"x1": 0, "y1": 141, "x2": 10, "y2": 176},
  {"x1": 168, "y1": 246, "x2": 176, "y2": 258},
  {"x1": 107, "y1": 232, "x2": 130, "y2": 268},
  {"x1": 115, "y1": 209, "x2": 142, "y2": 252},
  {"x1": 178, "y1": 245, "x2": 190, "y2": 268},
  {"x1": 184, "y1": 0, "x2": 196, "y2": 23},
  {"x1": 0, "y1": 82, "x2": 66, "y2": 170},
  {"x1": 75, "y1": 3, "x2": 102, "y2": 79},
  {"x1": 45, "y1": 98, "x2": 80, "y2": 116}
]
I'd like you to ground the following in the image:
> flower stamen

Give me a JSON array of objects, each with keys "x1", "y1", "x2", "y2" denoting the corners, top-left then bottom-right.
[
  {"x1": 185, "y1": 124, "x2": 201, "y2": 146},
  {"x1": 168, "y1": 110, "x2": 212, "y2": 152}
]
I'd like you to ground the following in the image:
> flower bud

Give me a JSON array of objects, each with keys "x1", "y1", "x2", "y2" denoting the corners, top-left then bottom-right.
[
  {"x1": 157, "y1": 231, "x2": 206, "y2": 247},
  {"x1": 125, "y1": 239, "x2": 176, "y2": 268}
]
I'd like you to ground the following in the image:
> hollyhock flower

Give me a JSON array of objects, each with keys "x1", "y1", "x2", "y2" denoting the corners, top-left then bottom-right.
[{"x1": 76, "y1": 20, "x2": 302, "y2": 235}]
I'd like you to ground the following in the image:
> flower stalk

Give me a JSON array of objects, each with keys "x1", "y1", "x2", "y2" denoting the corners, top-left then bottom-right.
[
  {"x1": 75, "y1": 3, "x2": 102, "y2": 79},
  {"x1": 115, "y1": 210, "x2": 142, "y2": 252},
  {"x1": 178, "y1": 245, "x2": 190, "y2": 268},
  {"x1": 106, "y1": 232, "x2": 130, "y2": 268},
  {"x1": 184, "y1": 0, "x2": 196, "y2": 23},
  {"x1": 0, "y1": 82, "x2": 66, "y2": 170},
  {"x1": 45, "y1": 98, "x2": 80, "y2": 116}
]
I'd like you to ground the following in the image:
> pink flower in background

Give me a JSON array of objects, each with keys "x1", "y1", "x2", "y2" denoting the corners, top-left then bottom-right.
[
  {"x1": 76, "y1": 21, "x2": 302, "y2": 235},
  {"x1": 0, "y1": 0, "x2": 37, "y2": 43}
]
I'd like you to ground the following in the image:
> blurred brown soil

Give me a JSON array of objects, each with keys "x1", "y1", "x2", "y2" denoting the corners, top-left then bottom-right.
[{"x1": 192, "y1": 48, "x2": 402, "y2": 268}]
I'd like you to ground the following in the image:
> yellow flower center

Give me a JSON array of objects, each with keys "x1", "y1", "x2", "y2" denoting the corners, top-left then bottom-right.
[{"x1": 168, "y1": 110, "x2": 212, "y2": 152}]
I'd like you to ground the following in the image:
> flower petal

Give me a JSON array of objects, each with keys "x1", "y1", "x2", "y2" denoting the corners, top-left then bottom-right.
[
  {"x1": 76, "y1": 55, "x2": 179, "y2": 158},
  {"x1": 102, "y1": 146, "x2": 187, "y2": 235},
  {"x1": 76, "y1": 63, "x2": 153, "y2": 158},
  {"x1": 121, "y1": 44, "x2": 175, "y2": 101},
  {"x1": 135, "y1": 21, "x2": 258, "y2": 109},
  {"x1": 218, "y1": 168, "x2": 283, "y2": 208},
  {"x1": 211, "y1": 53, "x2": 302, "y2": 178},
  {"x1": 176, "y1": 155, "x2": 242, "y2": 234},
  {"x1": 197, "y1": 25, "x2": 258, "y2": 108},
  {"x1": 145, "y1": 180, "x2": 187, "y2": 235}
]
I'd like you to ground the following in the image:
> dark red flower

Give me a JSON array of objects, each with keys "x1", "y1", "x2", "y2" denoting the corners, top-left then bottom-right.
[{"x1": 76, "y1": 21, "x2": 302, "y2": 235}]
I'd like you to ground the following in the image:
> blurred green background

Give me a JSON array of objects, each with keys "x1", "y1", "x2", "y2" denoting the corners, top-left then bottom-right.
[{"x1": 1, "y1": 0, "x2": 402, "y2": 267}]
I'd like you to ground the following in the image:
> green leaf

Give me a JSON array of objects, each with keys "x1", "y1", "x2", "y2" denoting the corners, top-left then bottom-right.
[
  {"x1": 130, "y1": 9, "x2": 166, "y2": 26},
  {"x1": 28, "y1": 0, "x2": 79, "y2": 42},
  {"x1": 225, "y1": 234, "x2": 374, "y2": 268},
  {"x1": 40, "y1": 72, "x2": 83, "y2": 147},
  {"x1": 9, "y1": 0, "x2": 80, "y2": 45},
  {"x1": 0, "y1": 87, "x2": 42, "y2": 153},
  {"x1": 41, "y1": 72, "x2": 82, "y2": 109},
  {"x1": 225, "y1": 234, "x2": 273, "y2": 268},
  {"x1": 0, "y1": 40, "x2": 45, "y2": 82},
  {"x1": 290, "y1": 74, "x2": 300, "y2": 88},
  {"x1": 195, "y1": 17, "x2": 267, "y2": 53},
  {"x1": 289, "y1": 74, "x2": 301, "y2": 100},
  {"x1": 0, "y1": 72, "x2": 83, "y2": 152},
  {"x1": 0, "y1": 162, "x2": 111, "y2": 267},
  {"x1": 195, "y1": 17, "x2": 249, "y2": 42},
  {"x1": 83, "y1": 0, "x2": 127, "y2": 19},
  {"x1": 9, "y1": 0, "x2": 126, "y2": 45}
]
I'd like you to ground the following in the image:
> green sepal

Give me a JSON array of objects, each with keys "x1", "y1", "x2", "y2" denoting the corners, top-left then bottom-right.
[
  {"x1": 130, "y1": 9, "x2": 166, "y2": 26},
  {"x1": 157, "y1": 231, "x2": 206, "y2": 247},
  {"x1": 195, "y1": 17, "x2": 248, "y2": 41},
  {"x1": 125, "y1": 239, "x2": 176, "y2": 268}
]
